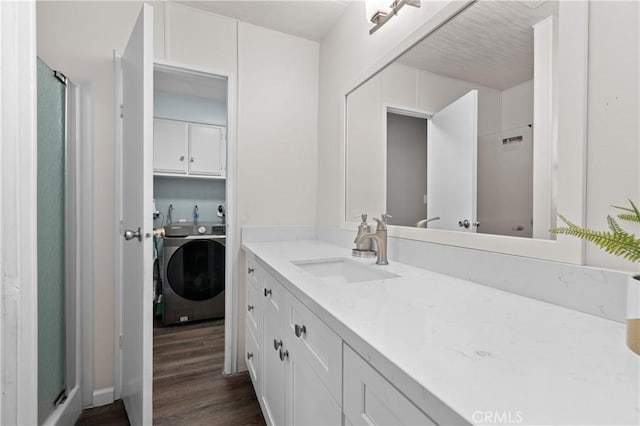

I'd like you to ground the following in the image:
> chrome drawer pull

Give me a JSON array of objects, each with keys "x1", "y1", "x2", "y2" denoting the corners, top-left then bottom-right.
[
  {"x1": 248, "y1": 304, "x2": 254, "y2": 312},
  {"x1": 294, "y1": 324, "x2": 306, "y2": 338},
  {"x1": 264, "y1": 288, "x2": 272, "y2": 297},
  {"x1": 248, "y1": 267, "x2": 254, "y2": 274}
]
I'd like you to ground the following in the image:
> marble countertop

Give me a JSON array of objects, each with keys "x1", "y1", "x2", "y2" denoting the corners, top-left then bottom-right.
[{"x1": 243, "y1": 239, "x2": 640, "y2": 425}]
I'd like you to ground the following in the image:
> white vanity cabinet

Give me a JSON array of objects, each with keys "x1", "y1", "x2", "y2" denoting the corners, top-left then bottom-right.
[
  {"x1": 153, "y1": 118, "x2": 226, "y2": 177},
  {"x1": 245, "y1": 253, "x2": 342, "y2": 426},
  {"x1": 343, "y1": 345, "x2": 436, "y2": 426}
]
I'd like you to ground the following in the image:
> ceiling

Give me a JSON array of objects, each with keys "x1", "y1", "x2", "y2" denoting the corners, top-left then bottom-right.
[
  {"x1": 397, "y1": 1, "x2": 558, "y2": 90},
  {"x1": 181, "y1": 1, "x2": 352, "y2": 42}
]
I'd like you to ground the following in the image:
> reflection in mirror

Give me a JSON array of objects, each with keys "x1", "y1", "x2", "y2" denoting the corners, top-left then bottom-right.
[{"x1": 346, "y1": 0, "x2": 559, "y2": 240}]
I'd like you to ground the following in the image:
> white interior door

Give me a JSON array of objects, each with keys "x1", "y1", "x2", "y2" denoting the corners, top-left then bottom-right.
[
  {"x1": 427, "y1": 90, "x2": 478, "y2": 232},
  {"x1": 120, "y1": 4, "x2": 153, "y2": 425}
]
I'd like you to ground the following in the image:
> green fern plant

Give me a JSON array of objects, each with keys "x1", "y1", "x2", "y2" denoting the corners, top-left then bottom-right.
[{"x1": 550, "y1": 200, "x2": 640, "y2": 263}]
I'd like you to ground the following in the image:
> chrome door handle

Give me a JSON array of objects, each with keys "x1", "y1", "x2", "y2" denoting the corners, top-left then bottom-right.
[
  {"x1": 273, "y1": 339, "x2": 283, "y2": 350},
  {"x1": 294, "y1": 324, "x2": 306, "y2": 338},
  {"x1": 279, "y1": 348, "x2": 289, "y2": 362},
  {"x1": 123, "y1": 227, "x2": 142, "y2": 241}
]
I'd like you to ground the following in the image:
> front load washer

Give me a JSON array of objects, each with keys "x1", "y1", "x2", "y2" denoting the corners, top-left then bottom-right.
[{"x1": 162, "y1": 223, "x2": 225, "y2": 325}]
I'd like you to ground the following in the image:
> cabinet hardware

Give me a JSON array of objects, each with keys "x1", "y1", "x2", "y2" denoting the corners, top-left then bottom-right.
[
  {"x1": 264, "y1": 288, "x2": 272, "y2": 297},
  {"x1": 190, "y1": 157, "x2": 195, "y2": 163},
  {"x1": 273, "y1": 339, "x2": 283, "y2": 350},
  {"x1": 179, "y1": 155, "x2": 184, "y2": 162},
  {"x1": 294, "y1": 324, "x2": 306, "y2": 338},
  {"x1": 279, "y1": 348, "x2": 289, "y2": 362},
  {"x1": 248, "y1": 304, "x2": 254, "y2": 312},
  {"x1": 248, "y1": 267, "x2": 254, "y2": 274},
  {"x1": 247, "y1": 352, "x2": 253, "y2": 360}
]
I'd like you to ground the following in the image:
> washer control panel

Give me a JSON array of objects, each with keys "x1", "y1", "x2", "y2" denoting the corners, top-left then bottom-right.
[{"x1": 164, "y1": 222, "x2": 226, "y2": 237}]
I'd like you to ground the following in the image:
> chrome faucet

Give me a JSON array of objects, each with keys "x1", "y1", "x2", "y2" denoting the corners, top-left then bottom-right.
[
  {"x1": 416, "y1": 216, "x2": 440, "y2": 228},
  {"x1": 355, "y1": 213, "x2": 392, "y2": 265}
]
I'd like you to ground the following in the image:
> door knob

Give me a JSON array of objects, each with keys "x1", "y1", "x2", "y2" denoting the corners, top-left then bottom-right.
[
  {"x1": 458, "y1": 219, "x2": 470, "y2": 229},
  {"x1": 123, "y1": 227, "x2": 142, "y2": 241}
]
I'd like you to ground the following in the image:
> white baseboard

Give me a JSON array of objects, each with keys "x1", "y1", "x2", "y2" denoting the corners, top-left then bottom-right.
[{"x1": 92, "y1": 387, "x2": 115, "y2": 407}]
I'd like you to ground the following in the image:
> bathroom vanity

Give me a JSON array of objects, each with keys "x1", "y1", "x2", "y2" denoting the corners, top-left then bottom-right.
[{"x1": 243, "y1": 239, "x2": 639, "y2": 426}]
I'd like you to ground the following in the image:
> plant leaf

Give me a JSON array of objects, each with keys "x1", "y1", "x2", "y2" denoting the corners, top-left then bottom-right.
[
  {"x1": 607, "y1": 215, "x2": 624, "y2": 234},
  {"x1": 550, "y1": 226, "x2": 640, "y2": 262},
  {"x1": 613, "y1": 200, "x2": 640, "y2": 223},
  {"x1": 618, "y1": 213, "x2": 640, "y2": 223}
]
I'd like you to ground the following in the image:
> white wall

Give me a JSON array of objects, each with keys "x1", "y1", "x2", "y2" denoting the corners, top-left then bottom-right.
[
  {"x1": 318, "y1": 1, "x2": 640, "y2": 273},
  {"x1": 37, "y1": 1, "x2": 319, "y2": 396}
]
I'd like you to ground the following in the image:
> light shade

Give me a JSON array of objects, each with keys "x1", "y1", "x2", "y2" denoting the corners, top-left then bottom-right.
[{"x1": 365, "y1": 0, "x2": 389, "y2": 23}]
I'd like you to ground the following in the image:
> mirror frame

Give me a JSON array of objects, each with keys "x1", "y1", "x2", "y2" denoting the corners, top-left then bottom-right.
[{"x1": 341, "y1": 0, "x2": 588, "y2": 264}]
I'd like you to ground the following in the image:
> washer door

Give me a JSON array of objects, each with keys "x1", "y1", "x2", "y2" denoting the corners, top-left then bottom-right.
[{"x1": 166, "y1": 239, "x2": 225, "y2": 301}]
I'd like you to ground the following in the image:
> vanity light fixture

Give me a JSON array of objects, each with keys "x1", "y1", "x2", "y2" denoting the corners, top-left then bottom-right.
[{"x1": 366, "y1": 0, "x2": 421, "y2": 35}]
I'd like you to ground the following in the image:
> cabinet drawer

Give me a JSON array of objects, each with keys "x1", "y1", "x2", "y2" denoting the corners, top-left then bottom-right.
[
  {"x1": 286, "y1": 293, "x2": 342, "y2": 403},
  {"x1": 343, "y1": 345, "x2": 436, "y2": 426},
  {"x1": 245, "y1": 325, "x2": 261, "y2": 400},
  {"x1": 246, "y1": 254, "x2": 260, "y2": 293},
  {"x1": 262, "y1": 271, "x2": 285, "y2": 314},
  {"x1": 246, "y1": 278, "x2": 262, "y2": 336}
]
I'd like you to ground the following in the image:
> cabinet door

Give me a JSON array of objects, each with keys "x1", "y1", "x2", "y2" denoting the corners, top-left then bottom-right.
[
  {"x1": 262, "y1": 307, "x2": 287, "y2": 426},
  {"x1": 153, "y1": 118, "x2": 188, "y2": 173},
  {"x1": 285, "y1": 293, "x2": 342, "y2": 402},
  {"x1": 288, "y1": 352, "x2": 342, "y2": 426},
  {"x1": 245, "y1": 325, "x2": 262, "y2": 400},
  {"x1": 188, "y1": 123, "x2": 226, "y2": 176},
  {"x1": 343, "y1": 345, "x2": 436, "y2": 426}
]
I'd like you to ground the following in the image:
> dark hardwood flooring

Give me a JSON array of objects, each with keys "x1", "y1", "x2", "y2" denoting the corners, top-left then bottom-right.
[{"x1": 76, "y1": 319, "x2": 265, "y2": 426}]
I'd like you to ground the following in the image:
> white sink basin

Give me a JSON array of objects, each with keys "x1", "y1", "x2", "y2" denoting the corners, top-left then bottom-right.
[{"x1": 293, "y1": 258, "x2": 399, "y2": 284}]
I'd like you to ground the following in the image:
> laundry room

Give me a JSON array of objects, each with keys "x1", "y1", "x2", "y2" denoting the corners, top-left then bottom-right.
[{"x1": 151, "y1": 65, "x2": 228, "y2": 330}]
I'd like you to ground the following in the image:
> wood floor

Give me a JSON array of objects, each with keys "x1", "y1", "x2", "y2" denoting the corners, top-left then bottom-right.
[{"x1": 76, "y1": 319, "x2": 265, "y2": 426}]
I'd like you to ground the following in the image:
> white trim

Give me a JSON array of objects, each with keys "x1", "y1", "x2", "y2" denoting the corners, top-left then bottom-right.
[
  {"x1": 341, "y1": 0, "x2": 588, "y2": 265},
  {"x1": 113, "y1": 51, "x2": 124, "y2": 400},
  {"x1": 42, "y1": 386, "x2": 82, "y2": 426},
  {"x1": 92, "y1": 387, "x2": 115, "y2": 408},
  {"x1": 0, "y1": 1, "x2": 39, "y2": 425},
  {"x1": 79, "y1": 83, "x2": 95, "y2": 408}
]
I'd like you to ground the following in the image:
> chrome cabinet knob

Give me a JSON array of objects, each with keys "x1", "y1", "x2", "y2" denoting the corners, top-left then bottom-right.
[
  {"x1": 264, "y1": 288, "x2": 272, "y2": 297},
  {"x1": 247, "y1": 352, "x2": 253, "y2": 360},
  {"x1": 248, "y1": 267, "x2": 254, "y2": 274},
  {"x1": 273, "y1": 339, "x2": 283, "y2": 350},
  {"x1": 279, "y1": 348, "x2": 289, "y2": 362},
  {"x1": 247, "y1": 304, "x2": 254, "y2": 312},
  {"x1": 294, "y1": 324, "x2": 306, "y2": 338},
  {"x1": 179, "y1": 155, "x2": 184, "y2": 162}
]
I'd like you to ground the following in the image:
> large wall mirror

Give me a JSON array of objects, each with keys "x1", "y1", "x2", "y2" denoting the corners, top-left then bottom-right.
[{"x1": 344, "y1": 0, "x2": 588, "y2": 264}]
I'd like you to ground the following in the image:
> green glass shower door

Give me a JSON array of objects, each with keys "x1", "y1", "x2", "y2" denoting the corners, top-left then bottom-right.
[{"x1": 37, "y1": 57, "x2": 67, "y2": 424}]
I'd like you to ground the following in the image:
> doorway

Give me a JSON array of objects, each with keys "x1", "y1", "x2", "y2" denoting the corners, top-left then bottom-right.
[{"x1": 114, "y1": 52, "x2": 240, "y2": 423}]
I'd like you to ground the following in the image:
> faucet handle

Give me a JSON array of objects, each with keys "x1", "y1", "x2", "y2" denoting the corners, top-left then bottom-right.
[{"x1": 374, "y1": 214, "x2": 392, "y2": 231}]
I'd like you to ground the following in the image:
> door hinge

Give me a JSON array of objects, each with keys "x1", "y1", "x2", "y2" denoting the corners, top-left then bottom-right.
[
  {"x1": 120, "y1": 104, "x2": 124, "y2": 118},
  {"x1": 119, "y1": 220, "x2": 125, "y2": 235},
  {"x1": 119, "y1": 335, "x2": 124, "y2": 349}
]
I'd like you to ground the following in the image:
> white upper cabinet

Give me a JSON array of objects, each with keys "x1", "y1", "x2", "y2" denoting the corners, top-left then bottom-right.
[
  {"x1": 153, "y1": 118, "x2": 188, "y2": 174},
  {"x1": 153, "y1": 118, "x2": 226, "y2": 178},
  {"x1": 189, "y1": 123, "x2": 226, "y2": 176}
]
